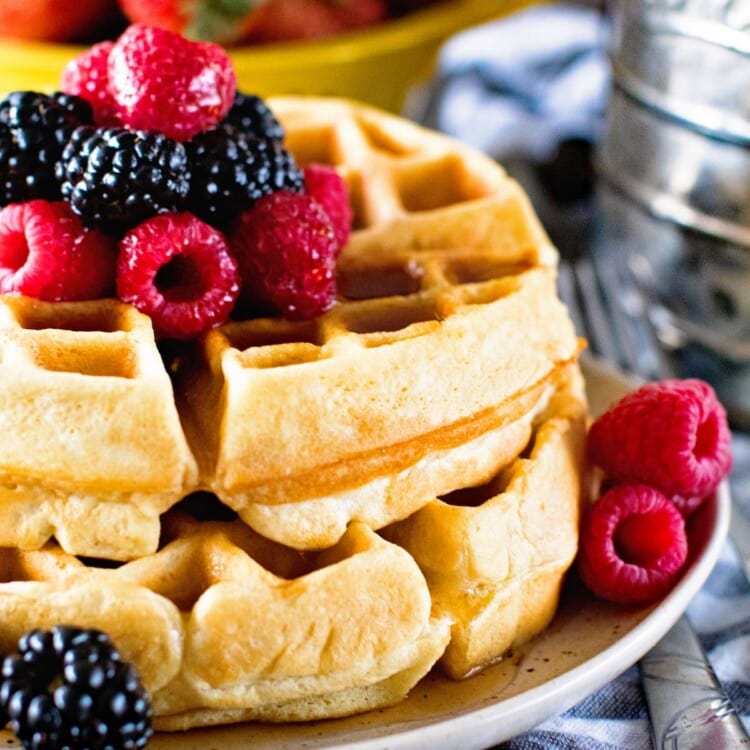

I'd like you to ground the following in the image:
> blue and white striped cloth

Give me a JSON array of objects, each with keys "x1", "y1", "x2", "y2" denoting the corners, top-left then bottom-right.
[{"x1": 422, "y1": 5, "x2": 750, "y2": 747}]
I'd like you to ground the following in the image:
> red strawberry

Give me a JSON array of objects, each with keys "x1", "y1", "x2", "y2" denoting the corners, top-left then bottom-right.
[
  {"x1": 119, "y1": 0, "x2": 388, "y2": 45},
  {"x1": 331, "y1": 0, "x2": 388, "y2": 30},
  {"x1": 117, "y1": 0, "x2": 265, "y2": 44},
  {"x1": 243, "y1": 0, "x2": 344, "y2": 43},
  {"x1": 0, "y1": 0, "x2": 118, "y2": 43},
  {"x1": 61, "y1": 42, "x2": 120, "y2": 127},
  {"x1": 108, "y1": 24, "x2": 236, "y2": 141}
]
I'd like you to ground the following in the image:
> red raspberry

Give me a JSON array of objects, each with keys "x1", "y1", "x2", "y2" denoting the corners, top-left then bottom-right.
[
  {"x1": 588, "y1": 379, "x2": 732, "y2": 505},
  {"x1": 60, "y1": 41, "x2": 120, "y2": 126},
  {"x1": 0, "y1": 201, "x2": 116, "y2": 301},
  {"x1": 578, "y1": 484, "x2": 688, "y2": 605},
  {"x1": 303, "y1": 164, "x2": 352, "y2": 251},
  {"x1": 229, "y1": 191, "x2": 338, "y2": 321},
  {"x1": 108, "y1": 24, "x2": 236, "y2": 141},
  {"x1": 116, "y1": 212, "x2": 240, "y2": 339}
]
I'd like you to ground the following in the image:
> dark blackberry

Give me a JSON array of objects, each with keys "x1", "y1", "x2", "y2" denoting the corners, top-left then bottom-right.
[
  {"x1": 49, "y1": 93, "x2": 95, "y2": 125},
  {"x1": 257, "y1": 137, "x2": 305, "y2": 194},
  {"x1": 56, "y1": 126, "x2": 191, "y2": 235},
  {"x1": 0, "y1": 91, "x2": 92, "y2": 131},
  {"x1": 0, "y1": 626, "x2": 153, "y2": 750},
  {"x1": 186, "y1": 126, "x2": 303, "y2": 228},
  {"x1": 224, "y1": 92, "x2": 284, "y2": 141},
  {"x1": 0, "y1": 91, "x2": 93, "y2": 206}
]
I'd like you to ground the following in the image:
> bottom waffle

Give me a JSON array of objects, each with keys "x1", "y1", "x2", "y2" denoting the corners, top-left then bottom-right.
[
  {"x1": 0, "y1": 367, "x2": 585, "y2": 730},
  {"x1": 0, "y1": 516, "x2": 450, "y2": 728}
]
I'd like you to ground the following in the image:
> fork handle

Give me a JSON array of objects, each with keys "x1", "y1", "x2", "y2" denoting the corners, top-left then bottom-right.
[{"x1": 639, "y1": 615, "x2": 750, "y2": 749}]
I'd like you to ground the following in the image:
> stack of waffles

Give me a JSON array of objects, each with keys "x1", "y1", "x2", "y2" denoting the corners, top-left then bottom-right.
[{"x1": 0, "y1": 98, "x2": 587, "y2": 730}]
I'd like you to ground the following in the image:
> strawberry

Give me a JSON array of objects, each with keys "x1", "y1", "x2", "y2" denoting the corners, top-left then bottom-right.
[
  {"x1": 117, "y1": 0, "x2": 266, "y2": 44},
  {"x1": 331, "y1": 0, "x2": 388, "y2": 30},
  {"x1": 244, "y1": 0, "x2": 387, "y2": 44},
  {"x1": 0, "y1": 0, "x2": 119, "y2": 42},
  {"x1": 230, "y1": 0, "x2": 342, "y2": 44},
  {"x1": 119, "y1": 0, "x2": 389, "y2": 45}
]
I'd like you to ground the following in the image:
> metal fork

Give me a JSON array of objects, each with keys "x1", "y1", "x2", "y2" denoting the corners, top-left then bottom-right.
[
  {"x1": 557, "y1": 252, "x2": 670, "y2": 381},
  {"x1": 558, "y1": 254, "x2": 750, "y2": 749}
]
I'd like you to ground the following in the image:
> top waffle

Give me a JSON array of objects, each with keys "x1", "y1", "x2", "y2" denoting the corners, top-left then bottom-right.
[
  {"x1": 180, "y1": 97, "x2": 580, "y2": 549},
  {"x1": 0, "y1": 97, "x2": 580, "y2": 559}
]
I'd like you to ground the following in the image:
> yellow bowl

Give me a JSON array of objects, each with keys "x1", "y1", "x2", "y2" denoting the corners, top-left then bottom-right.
[{"x1": 0, "y1": 0, "x2": 535, "y2": 112}]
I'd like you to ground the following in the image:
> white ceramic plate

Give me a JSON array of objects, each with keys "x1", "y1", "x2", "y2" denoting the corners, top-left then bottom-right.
[{"x1": 139, "y1": 358, "x2": 729, "y2": 750}]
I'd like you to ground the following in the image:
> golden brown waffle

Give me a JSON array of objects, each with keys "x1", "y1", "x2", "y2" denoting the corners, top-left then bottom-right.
[
  {"x1": 0, "y1": 97, "x2": 579, "y2": 558},
  {"x1": 0, "y1": 364, "x2": 584, "y2": 730},
  {"x1": 0, "y1": 99, "x2": 586, "y2": 725},
  {"x1": 0, "y1": 296, "x2": 198, "y2": 560},
  {"x1": 0, "y1": 514, "x2": 449, "y2": 729},
  {"x1": 384, "y1": 363, "x2": 588, "y2": 679},
  {"x1": 176, "y1": 96, "x2": 581, "y2": 549}
]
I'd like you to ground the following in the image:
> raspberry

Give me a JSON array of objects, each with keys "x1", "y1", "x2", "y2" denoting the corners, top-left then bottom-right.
[
  {"x1": 61, "y1": 41, "x2": 120, "y2": 127},
  {"x1": 117, "y1": 212, "x2": 240, "y2": 339},
  {"x1": 229, "y1": 191, "x2": 338, "y2": 320},
  {"x1": 588, "y1": 379, "x2": 732, "y2": 504},
  {"x1": 303, "y1": 163, "x2": 352, "y2": 251},
  {"x1": 0, "y1": 200, "x2": 116, "y2": 301},
  {"x1": 578, "y1": 484, "x2": 688, "y2": 605},
  {"x1": 0, "y1": 625, "x2": 152, "y2": 750},
  {"x1": 108, "y1": 24, "x2": 236, "y2": 141}
]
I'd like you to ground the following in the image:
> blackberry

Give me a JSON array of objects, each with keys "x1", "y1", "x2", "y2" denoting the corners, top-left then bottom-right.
[
  {"x1": 224, "y1": 92, "x2": 284, "y2": 141},
  {"x1": 0, "y1": 625, "x2": 152, "y2": 750},
  {"x1": 0, "y1": 91, "x2": 93, "y2": 206},
  {"x1": 0, "y1": 91, "x2": 92, "y2": 132},
  {"x1": 48, "y1": 93, "x2": 95, "y2": 125},
  {"x1": 186, "y1": 126, "x2": 303, "y2": 228},
  {"x1": 57, "y1": 126, "x2": 191, "y2": 235},
  {"x1": 258, "y1": 137, "x2": 305, "y2": 194}
]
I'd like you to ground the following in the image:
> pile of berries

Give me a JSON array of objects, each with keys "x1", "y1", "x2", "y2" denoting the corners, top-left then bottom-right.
[
  {"x1": 0, "y1": 23, "x2": 352, "y2": 339},
  {"x1": 0, "y1": 625, "x2": 152, "y2": 750},
  {"x1": 578, "y1": 378, "x2": 732, "y2": 605}
]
